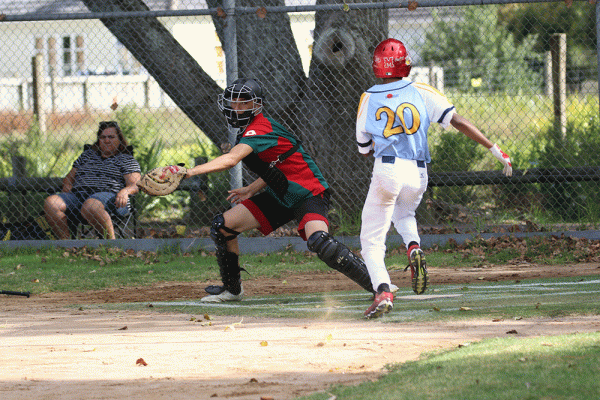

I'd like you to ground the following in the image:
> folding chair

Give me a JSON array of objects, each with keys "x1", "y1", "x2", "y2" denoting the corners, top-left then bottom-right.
[{"x1": 68, "y1": 196, "x2": 138, "y2": 239}]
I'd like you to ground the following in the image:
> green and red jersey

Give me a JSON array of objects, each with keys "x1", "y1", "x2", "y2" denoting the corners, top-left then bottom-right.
[{"x1": 238, "y1": 113, "x2": 329, "y2": 208}]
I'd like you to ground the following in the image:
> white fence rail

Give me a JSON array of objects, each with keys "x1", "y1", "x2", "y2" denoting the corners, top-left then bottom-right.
[
  {"x1": 0, "y1": 75, "x2": 175, "y2": 112},
  {"x1": 0, "y1": 68, "x2": 442, "y2": 113}
]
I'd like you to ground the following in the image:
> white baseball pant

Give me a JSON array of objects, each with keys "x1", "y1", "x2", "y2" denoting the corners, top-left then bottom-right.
[{"x1": 360, "y1": 157, "x2": 428, "y2": 291}]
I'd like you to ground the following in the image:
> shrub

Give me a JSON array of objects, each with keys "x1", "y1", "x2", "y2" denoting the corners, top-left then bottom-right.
[{"x1": 533, "y1": 110, "x2": 600, "y2": 222}]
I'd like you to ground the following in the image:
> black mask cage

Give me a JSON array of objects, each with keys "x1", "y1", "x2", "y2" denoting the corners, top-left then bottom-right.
[{"x1": 217, "y1": 78, "x2": 264, "y2": 131}]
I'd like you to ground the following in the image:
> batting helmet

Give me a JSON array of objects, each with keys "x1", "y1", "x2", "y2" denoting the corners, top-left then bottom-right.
[
  {"x1": 372, "y1": 38, "x2": 412, "y2": 79},
  {"x1": 218, "y1": 78, "x2": 264, "y2": 131}
]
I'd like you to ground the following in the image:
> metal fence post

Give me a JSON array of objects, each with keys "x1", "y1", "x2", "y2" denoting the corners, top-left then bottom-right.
[
  {"x1": 188, "y1": 156, "x2": 211, "y2": 225},
  {"x1": 224, "y1": 0, "x2": 242, "y2": 190},
  {"x1": 550, "y1": 33, "x2": 567, "y2": 138},
  {"x1": 10, "y1": 156, "x2": 28, "y2": 222},
  {"x1": 597, "y1": 0, "x2": 600, "y2": 116},
  {"x1": 31, "y1": 53, "x2": 47, "y2": 135}
]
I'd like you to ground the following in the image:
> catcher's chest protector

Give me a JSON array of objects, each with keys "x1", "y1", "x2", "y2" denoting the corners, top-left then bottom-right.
[{"x1": 242, "y1": 152, "x2": 289, "y2": 198}]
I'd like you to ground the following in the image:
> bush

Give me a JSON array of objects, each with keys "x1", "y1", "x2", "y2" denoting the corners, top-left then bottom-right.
[
  {"x1": 429, "y1": 130, "x2": 486, "y2": 206},
  {"x1": 533, "y1": 111, "x2": 600, "y2": 222}
]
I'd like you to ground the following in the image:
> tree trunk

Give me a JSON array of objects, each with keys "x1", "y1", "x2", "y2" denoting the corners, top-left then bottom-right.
[
  {"x1": 207, "y1": 0, "x2": 307, "y2": 132},
  {"x1": 299, "y1": 0, "x2": 387, "y2": 215},
  {"x1": 82, "y1": 0, "x2": 387, "y2": 214}
]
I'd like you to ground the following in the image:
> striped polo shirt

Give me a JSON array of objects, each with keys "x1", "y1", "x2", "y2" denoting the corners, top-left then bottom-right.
[{"x1": 71, "y1": 147, "x2": 141, "y2": 194}]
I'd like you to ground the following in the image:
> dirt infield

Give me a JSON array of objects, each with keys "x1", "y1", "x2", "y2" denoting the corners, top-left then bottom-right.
[{"x1": 2, "y1": 262, "x2": 600, "y2": 400}]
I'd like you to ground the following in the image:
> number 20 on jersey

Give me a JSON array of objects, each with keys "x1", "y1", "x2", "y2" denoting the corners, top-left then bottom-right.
[{"x1": 375, "y1": 103, "x2": 421, "y2": 138}]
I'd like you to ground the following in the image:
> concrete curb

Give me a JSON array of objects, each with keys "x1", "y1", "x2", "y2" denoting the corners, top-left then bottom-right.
[{"x1": 2, "y1": 230, "x2": 599, "y2": 253}]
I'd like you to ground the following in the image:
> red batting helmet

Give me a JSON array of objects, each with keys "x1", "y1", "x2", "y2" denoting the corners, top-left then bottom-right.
[{"x1": 372, "y1": 38, "x2": 412, "y2": 78}]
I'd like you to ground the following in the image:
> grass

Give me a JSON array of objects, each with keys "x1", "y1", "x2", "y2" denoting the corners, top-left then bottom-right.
[
  {"x1": 0, "y1": 245, "x2": 332, "y2": 294},
  {"x1": 1, "y1": 233, "x2": 598, "y2": 294},
  {"x1": 123, "y1": 274, "x2": 599, "y2": 321},
  {"x1": 299, "y1": 332, "x2": 600, "y2": 400}
]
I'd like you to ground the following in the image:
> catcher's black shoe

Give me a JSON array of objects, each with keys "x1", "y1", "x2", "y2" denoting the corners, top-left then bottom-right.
[
  {"x1": 201, "y1": 287, "x2": 244, "y2": 303},
  {"x1": 405, "y1": 246, "x2": 428, "y2": 295}
]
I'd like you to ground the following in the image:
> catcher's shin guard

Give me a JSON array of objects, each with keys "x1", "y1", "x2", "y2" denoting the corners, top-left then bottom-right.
[
  {"x1": 208, "y1": 214, "x2": 243, "y2": 295},
  {"x1": 307, "y1": 231, "x2": 373, "y2": 293}
]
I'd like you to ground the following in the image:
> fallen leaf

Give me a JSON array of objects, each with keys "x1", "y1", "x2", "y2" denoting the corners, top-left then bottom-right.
[
  {"x1": 506, "y1": 329, "x2": 518, "y2": 334},
  {"x1": 260, "y1": 341, "x2": 268, "y2": 347},
  {"x1": 459, "y1": 307, "x2": 472, "y2": 311},
  {"x1": 224, "y1": 318, "x2": 243, "y2": 331},
  {"x1": 256, "y1": 7, "x2": 267, "y2": 18},
  {"x1": 408, "y1": 1, "x2": 418, "y2": 11},
  {"x1": 136, "y1": 358, "x2": 148, "y2": 366},
  {"x1": 118, "y1": 326, "x2": 128, "y2": 330}
]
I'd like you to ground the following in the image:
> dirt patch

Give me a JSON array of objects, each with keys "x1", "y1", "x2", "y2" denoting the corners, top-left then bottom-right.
[{"x1": 2, "y1": 262, "x2": 600, "y2": 400}]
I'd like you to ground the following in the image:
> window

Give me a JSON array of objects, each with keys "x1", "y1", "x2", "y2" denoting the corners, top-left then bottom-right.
[{"x1": 62, "y1": 36, "x2": 72, "y2": 76}]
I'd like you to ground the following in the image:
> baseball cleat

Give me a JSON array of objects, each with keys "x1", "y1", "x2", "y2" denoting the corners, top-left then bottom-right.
[
  {"x1": 201, "y1": 288, "x2": 244, "y2": 303},
  {"x1": 364, "y1": 291, "x2": 393, "y2": 319},
  {"x1": 406, "y1": 248, "x2": 428, "y2": 294}
]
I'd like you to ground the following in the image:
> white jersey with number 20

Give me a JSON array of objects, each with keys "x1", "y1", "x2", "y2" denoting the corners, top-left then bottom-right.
[{"x1": 356, "y1": 80, "x2": 456, "y2": 163}]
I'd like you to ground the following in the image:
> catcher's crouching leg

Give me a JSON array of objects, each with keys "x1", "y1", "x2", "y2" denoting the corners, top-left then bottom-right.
[
  {"x1": 307, "y1": 231, "x2": 374, "y2": 293},
  {"x1": 204, "y1": 214, "x2": 243, "y2": 296}
]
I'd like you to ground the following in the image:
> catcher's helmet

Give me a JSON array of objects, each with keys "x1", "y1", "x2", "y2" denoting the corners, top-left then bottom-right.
[
  {"x1": 372, "y1": 38, "x2": 412, "y2": 79},
  {"x1": 218, "y1": 78, "x2": 264, "y2": 131}
]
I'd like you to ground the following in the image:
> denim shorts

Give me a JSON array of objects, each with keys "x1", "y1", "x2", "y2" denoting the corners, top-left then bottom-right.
[{"x1": 58, "y1": 191, "x2": 129, "y2": 217}]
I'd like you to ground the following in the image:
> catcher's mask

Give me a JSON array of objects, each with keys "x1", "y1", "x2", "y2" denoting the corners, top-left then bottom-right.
[
  {"x1": 372, "y1": 38, "x2": 412, "y2": 79},
  {"x1": 218, "y1": 78, "x2": 264, "y2": 132}
]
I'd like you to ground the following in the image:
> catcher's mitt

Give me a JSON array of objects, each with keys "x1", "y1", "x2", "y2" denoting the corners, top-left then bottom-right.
[{"x1": 137, "y1": 164, "x2": 187, "y2": 196}]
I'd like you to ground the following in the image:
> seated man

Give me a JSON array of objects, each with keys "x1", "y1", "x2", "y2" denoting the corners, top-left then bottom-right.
[{"x1": 44, "y1": 121, "x2": 141, "y2": 239}]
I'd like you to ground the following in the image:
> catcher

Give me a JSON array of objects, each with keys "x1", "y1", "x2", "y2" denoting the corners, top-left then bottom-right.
[{"x1": 140, "y1": 78, "x2": 375, "y2": 303}]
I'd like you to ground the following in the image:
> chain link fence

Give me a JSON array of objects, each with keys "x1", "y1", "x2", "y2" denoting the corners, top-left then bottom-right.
[{"x1": 0, "y1": 0, "x2": 598, "y2": 242}]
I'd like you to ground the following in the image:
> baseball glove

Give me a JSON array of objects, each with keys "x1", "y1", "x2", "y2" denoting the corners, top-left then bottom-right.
[{"x1": 137, "y1": 164, "x2": 187, "y2": 196}]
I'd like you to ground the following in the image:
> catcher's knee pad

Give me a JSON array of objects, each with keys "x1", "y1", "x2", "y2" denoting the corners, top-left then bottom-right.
[
  {"x1": 210, "y1": 214, "x2": 242, "y2": 294},
  {"x1": 307, "y1": 231, "x2": 373, "y2": 293},
  {"x1": 210, "y1": 214, "x2": 240, "y2": 247}
]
